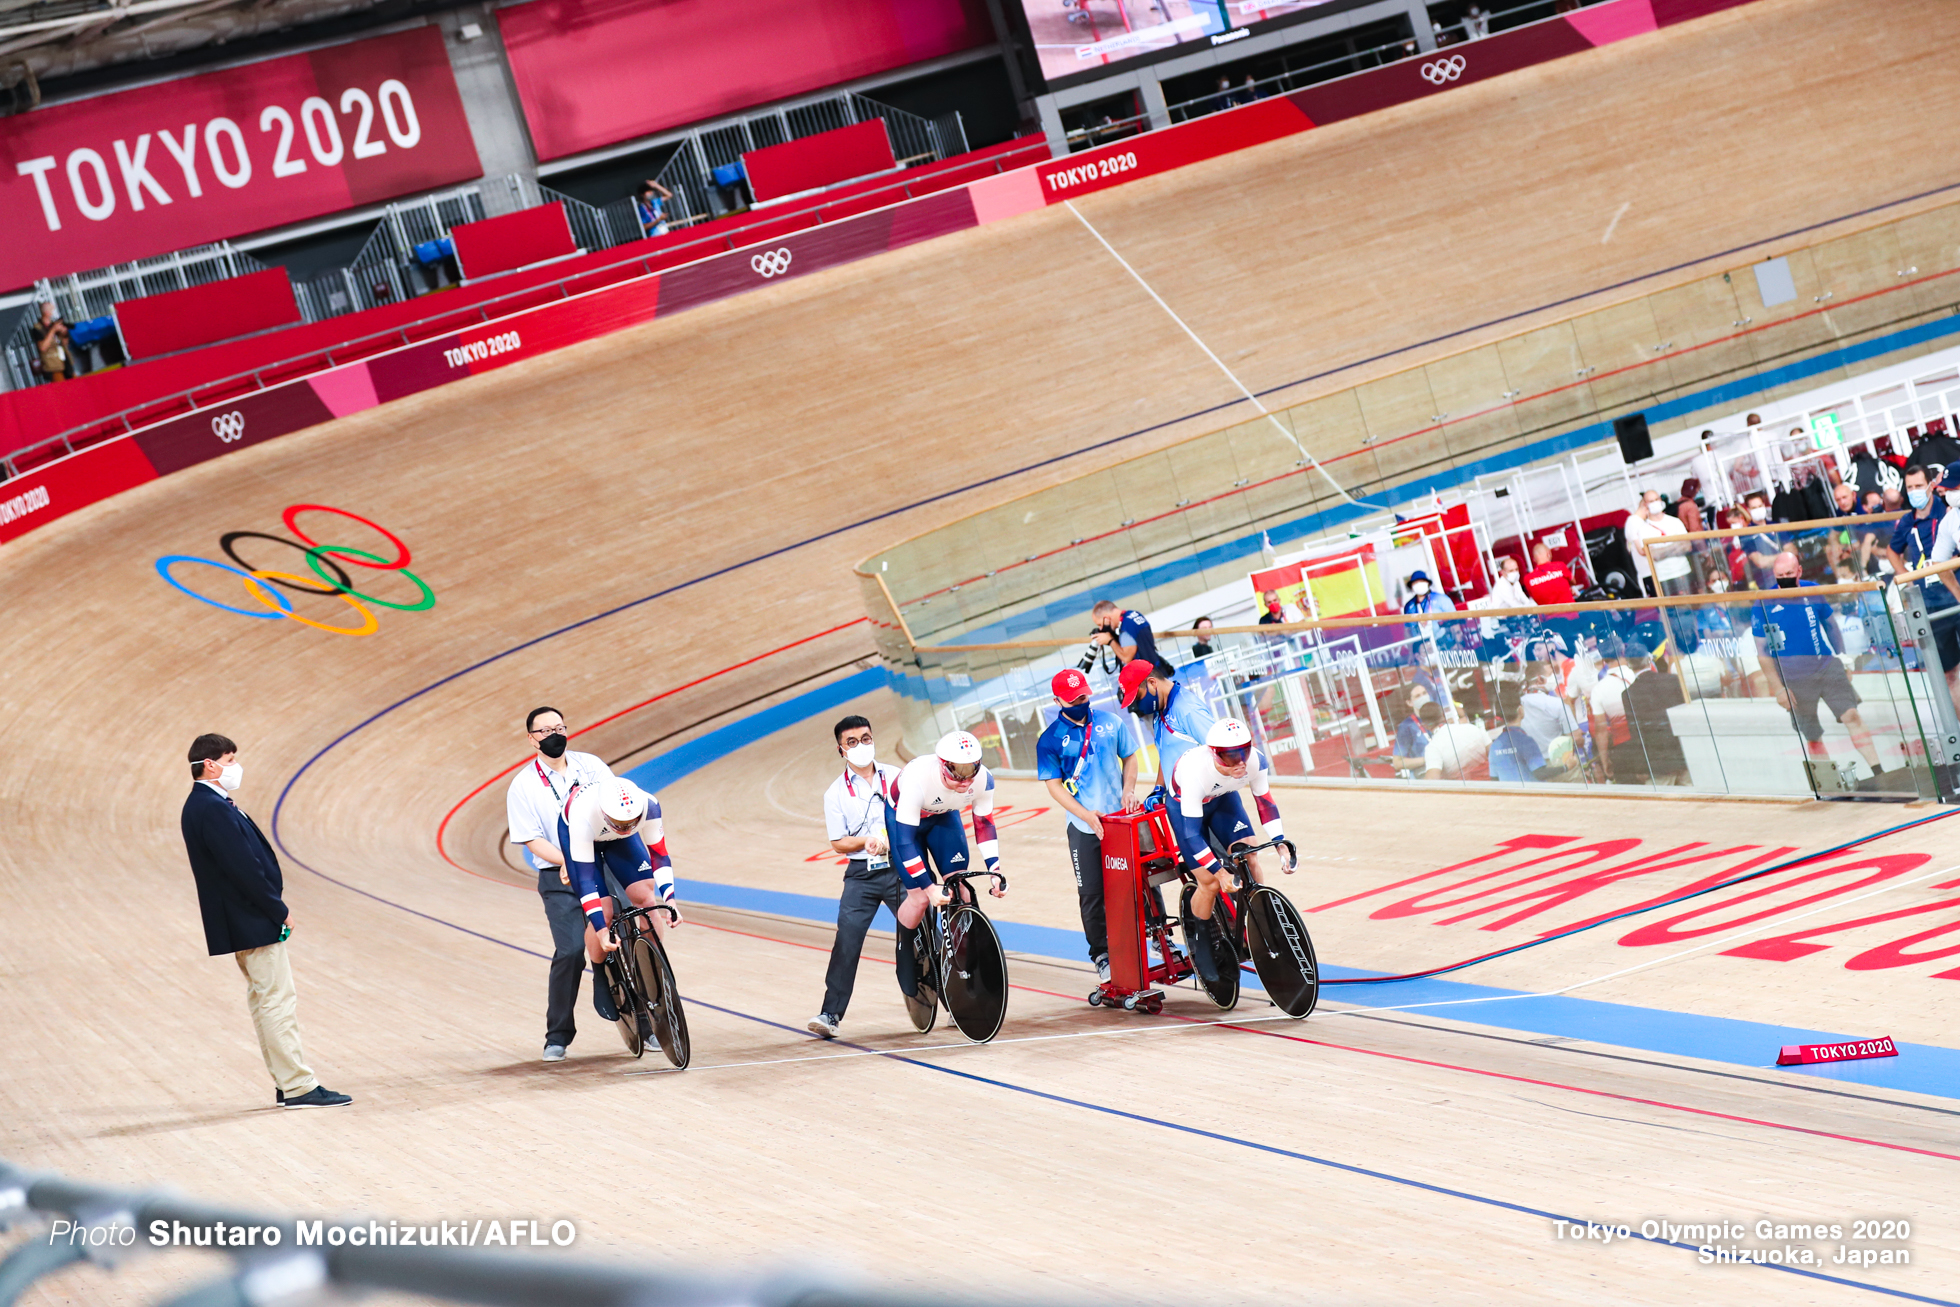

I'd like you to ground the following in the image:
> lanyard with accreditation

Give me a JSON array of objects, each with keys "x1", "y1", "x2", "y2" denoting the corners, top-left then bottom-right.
[
  {"x1": 842, "y1": 767, "x2": 892, "y2": 870},
  {"x1": 1062, "y1": 713, "x2": 1096, "y2": 796}
]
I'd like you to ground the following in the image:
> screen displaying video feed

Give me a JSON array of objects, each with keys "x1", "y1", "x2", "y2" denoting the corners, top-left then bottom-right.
[{"x1": 1018, "y1": 1, "x2": 1340, "y2": 86}]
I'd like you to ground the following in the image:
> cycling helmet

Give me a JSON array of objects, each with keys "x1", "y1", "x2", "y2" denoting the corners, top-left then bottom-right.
[
  {"x1": 1206, "y1": 718, "x2": 1254, "y2": 773},
  {"x1": 936, "y1": 731, "x2": 984, "y2": 792},
  {"x1": 596, "y1": 778, "x2": 648, "y2": 834}
]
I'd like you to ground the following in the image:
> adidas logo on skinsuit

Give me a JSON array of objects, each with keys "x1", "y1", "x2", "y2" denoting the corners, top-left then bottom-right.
[
  {"x1": 638, "y1": 861, "x2": 651, "y2": 871},
  {"x1": 1234, "y1": 821, "x2": 1250, "y2": 832},
  {"x1": 951, "y1": 852, "x2": 966, "y2": 863}
]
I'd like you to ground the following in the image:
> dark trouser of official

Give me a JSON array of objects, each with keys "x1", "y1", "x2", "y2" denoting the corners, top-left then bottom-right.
[
  {"x1": 1065, "y1": 824, "x2": 1109, "y2": 964},
  {"x1": 821, "y1": 861, "x2": 918, "y2": 1019},
  {"x1": 539, "y1": 868, "x2": 588, "y2": 1047}
]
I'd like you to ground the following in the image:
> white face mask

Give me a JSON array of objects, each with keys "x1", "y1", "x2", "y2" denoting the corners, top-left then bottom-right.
[
  {"x1": 1501, "y1": 569, "x2": 1519, "y2": 584},
  {"x1": 1645, "y1": 500, "x2": 1663, "y2": 516},
  {"x1": 1944, "y1": 491, "x2": 1960, "y2": 510},
  {"x1": 844, "y1": 742, "x2": 875, "y2": 769},
  {"x1": 1749, "y1": 506, "x2": 1770, "y2": 523},
  {"x1": 217, "y1": 762, "x2": 243, "y2": 792},
  {"x1": 1412, "y1": 582, "x2": 1430, "y2": 596}
]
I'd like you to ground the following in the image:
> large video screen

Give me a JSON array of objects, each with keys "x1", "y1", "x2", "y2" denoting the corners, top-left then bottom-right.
[{"x1": 1017, "y1": 1, "x2": 1340, "y2": 86}]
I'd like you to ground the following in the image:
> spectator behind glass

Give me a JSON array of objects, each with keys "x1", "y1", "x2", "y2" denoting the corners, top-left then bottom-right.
[
  {"x1": 1833, "y1": 481, "x2": 1858, "y2": 516},
  {"x1": 33, "y1": 303, "x2": 71, "y2": 382},
  {"x1": 1739, "y1": 493, "x2": 1781, "y2": 587},
  {"x1": 1626, "y1": 489, "x2": 1692, "y2": 598},
  {"x1": 1389, "y1": 682, "x2": 1432, "y2": 776},
  {"x1": 1521, "y1": 542, "x2": 1576, "y2": 605},
  {"x1": 635, "y1": 180, "x2": 674, "y2": 237},
  {"x1": 1402, "y1": 570, "x2": 1456, "y2": 615},
  {"x1": 1518, "y1": 661, "x2": 1579, "y2": 756},
  {"x1": 1420, "y1": 700, "x2": 1490, "y2": 781},
  {"x1": 1190, "y1": 616, "x2": 1216, "y2": 659},
  {"x1": 1489, "y1": 688, "x2": 1564, "y2": 783},
  {"x1": 1257, "y1": 589, "x2": 1303, "y2": 626}
]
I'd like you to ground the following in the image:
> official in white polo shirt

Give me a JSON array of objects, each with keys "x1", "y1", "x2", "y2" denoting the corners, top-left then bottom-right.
[
  {"x1": 506, "y1": 706, "x2": 613, "y2": 1062},
  {"x1": 806, "y1": 714, "x2": 916, "y2": 1040}
]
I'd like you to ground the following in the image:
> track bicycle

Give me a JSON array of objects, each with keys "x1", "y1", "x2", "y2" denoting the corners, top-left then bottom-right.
[
  {"x1": 1179, "y1": 836, "x2": 1319, "y2": 1019},
  {"x1": 904, "y1": 869, "x2": 1011, "y2": 1043},
  {"x1": 598, "y1": 896, "x2": 691, "y2": 1067}
]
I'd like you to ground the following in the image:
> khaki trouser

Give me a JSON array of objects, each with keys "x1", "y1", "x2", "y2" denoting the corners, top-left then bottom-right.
[{"x1": 235, "y1": 942, "x2": 316, "y2": 1097}]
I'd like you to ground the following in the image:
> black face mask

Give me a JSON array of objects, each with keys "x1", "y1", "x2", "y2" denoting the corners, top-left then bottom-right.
[
  {"x1": 1775, "y1": 577, "x2": 1800, "y2": 589},
  {"x1": 1060, "y1": 703, "x2": 1090, "y2": 725},
  {"x1": 538, "y1": 732, "x2": 569, "y2": 758},
  {"x1": 1129, "y1": 691, "x2": 1159, "y2": 719}
]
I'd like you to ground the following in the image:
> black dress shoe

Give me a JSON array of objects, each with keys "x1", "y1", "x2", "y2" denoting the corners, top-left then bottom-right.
[{"x1": 281, "y1": 1085, "x2": 353, "y2": 1109}]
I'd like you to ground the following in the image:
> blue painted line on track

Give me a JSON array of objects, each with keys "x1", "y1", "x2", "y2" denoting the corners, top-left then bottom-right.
[{"x1": 678, "y1": 995, "x2": 1958, "y2": 1306}]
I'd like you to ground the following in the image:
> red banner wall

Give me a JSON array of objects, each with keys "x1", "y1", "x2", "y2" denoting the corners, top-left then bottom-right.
[
  {"x1": 451, "y1": 203, "x2": 577, "y2": 279},
  {"x1": 114, "y1": 268, "x2": 301, "y2": 358},
  {"x1": 0, "y1": 27, "x2": 480, "y2": 289},
  {"x1": 498, "y1": 0, "x2": 994, "y2": 162},
  {"x1": 745, "y1": 121, "x2": 896, "y2": 202}
]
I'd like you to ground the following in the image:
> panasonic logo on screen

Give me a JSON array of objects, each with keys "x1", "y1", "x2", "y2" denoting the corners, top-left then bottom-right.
[{"x1": 1211, "y1": 28, "x2": 1251, "y2": 46}]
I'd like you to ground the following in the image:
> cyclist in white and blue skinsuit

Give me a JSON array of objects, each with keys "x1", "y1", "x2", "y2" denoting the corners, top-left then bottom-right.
[{"x1": 560, "y1": 777, "x2": 681, "y2": 966}]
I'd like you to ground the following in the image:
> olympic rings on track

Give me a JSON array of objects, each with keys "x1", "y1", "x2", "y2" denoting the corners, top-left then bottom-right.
[
  {"x1": 243, "y1": 570, "x2": 379, "y2": 636},
  {"x1": 221, "y1": 531, "x2": 354, "y2": 596},
  {"x1": 284, "y1": 504, "x2": 411, "y2": 569},
  {"x1": 157, "y1": 505, "x2": 434, "y2": 636},
  {"x1": 304, "y1": 546, "x2": 435, "y2": 612}
]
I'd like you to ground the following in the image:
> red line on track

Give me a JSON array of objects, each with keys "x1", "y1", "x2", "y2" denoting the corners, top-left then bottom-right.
[
  {"x1": 700, "y1": 918, "x2": 1960, "y2": 1164},
  {"x1": 434, "y1": 617, "x2": 868, "y2": 884}
]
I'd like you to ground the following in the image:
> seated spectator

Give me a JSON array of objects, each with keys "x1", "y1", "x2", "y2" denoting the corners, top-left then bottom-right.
[
  {"x1": 1241, "y1": 74, "x2": 1262, "y2": 102},
  {"x1": 32, "y1": 303, "x2": 71, "y2": 383},
  {"x1": 1587, "y1": 641, "x2": 1639, "y2": 771},
  {"x1": 1420, "y1": 701, "x2": 1490, "y2": 780},
  {"x1": 1862, "y1": 488, "x2": 1886, "y2": 515},
  {"x1": 635, "y1": 180, "x2": 675, "y2": 237},
  {"x1": 1257, "y1": 589, "x2": 1304, "y2": 626},
  {"x1": 1189, "y1": 615, "x2": 1217, "y2": 660},
  {"x1": 1832, "y1": 481, "x2": 1859, "y2": 516},
  {"x1": 1489, "y1": 689, "x2": 1566, "y2": 783},
  {"x1": 1402, "y1": 570, "x2": 1456, "y2": 615},
  {"x1": 1519, "y1": 660, "x2": 1579, "y2": 755},
  {"x1": 1614, "y1": 646, "x2": 1689, "y2": 785},
  {"x1": 1521, "y1": 542, "x2": 1576, "y2": 605},
  {"x1": 1389, "y1": 683, "x2": 1432, "y2": 776}
]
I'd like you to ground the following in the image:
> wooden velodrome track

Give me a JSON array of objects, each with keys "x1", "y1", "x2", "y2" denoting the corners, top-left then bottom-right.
[{"x1": 5, "y1": 0, "x2": 1960, "y2": 1301}]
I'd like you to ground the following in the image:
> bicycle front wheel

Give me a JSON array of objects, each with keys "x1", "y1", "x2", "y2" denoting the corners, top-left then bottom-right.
[
  {"x1": 605, "y1": 952, "x2": 647, "y2": 1058},
  {"x1": 1243, "y1": 886, "x2": 1319, "y2": 1019},
  {"x1": 630, "y1": 931, "x2": 691, "y2": 1069},
  {"x1": 942, "y1": 905, "x2": 1009, "y2": 1043}
]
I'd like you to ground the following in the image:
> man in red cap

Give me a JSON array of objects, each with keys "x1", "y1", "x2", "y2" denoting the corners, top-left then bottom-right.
[
  {"x1": 1118, "y1": 656, "x2": 1216, "y2": 797},
  {"x1": 1034, "y1": 667, "x2": 1139, "y2": 982}
]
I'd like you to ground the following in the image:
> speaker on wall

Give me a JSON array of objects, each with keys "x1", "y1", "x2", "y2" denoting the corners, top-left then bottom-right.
[{"x1": 1614, "y1": 412, "x2": 1652, "y2": 464}]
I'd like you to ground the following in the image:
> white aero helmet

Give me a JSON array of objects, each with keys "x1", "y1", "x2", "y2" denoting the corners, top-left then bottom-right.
[
  {"x1": 596, "y1": 777, "x2": 648, "y2": 832},
  {"x1": 936, "y1": 730, "x2": 984, "y2": 791},
  {"x1": 1206, "y1": 718, "x2": 1254, "y2": 768}
]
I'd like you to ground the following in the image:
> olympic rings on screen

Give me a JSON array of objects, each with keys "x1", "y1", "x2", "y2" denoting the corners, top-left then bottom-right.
[
  {"x1": 1420, "y1": 55, "x2": 1467, "y2": 85},
  {"x1": 156, "y1": 504, "x2": 435, "y2": 636},
  {"x1": 751, "y1": 248, "x2": 793, "y2": 278}
]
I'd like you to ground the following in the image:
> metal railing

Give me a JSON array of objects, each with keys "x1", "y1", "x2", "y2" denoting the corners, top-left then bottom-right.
[
  {"x1": 0, "y1": 1157, "x2": 1033, "y2": 1307},
  {"x1": 3, "y1": 242, "x2": 267, "y2": 390}
]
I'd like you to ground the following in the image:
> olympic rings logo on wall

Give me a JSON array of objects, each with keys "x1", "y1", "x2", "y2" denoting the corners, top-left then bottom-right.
[
  {"x1": 212, "y1": 411, "x2": 246, "y2": 443},
  {"x1": 751, "y1": 247, "x2": 793, "y2": 278},
  {"x1": 1420, "y1": 55, "x2": 1467, "y2": 85},
  {"x1": 155, "y1": 504, "x2": 434, "y2": 637}
]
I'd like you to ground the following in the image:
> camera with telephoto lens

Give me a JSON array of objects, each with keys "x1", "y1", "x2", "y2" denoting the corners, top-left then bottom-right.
[{"x1": 1075, "y1": 628, "x2": 1106, "y2": 672}]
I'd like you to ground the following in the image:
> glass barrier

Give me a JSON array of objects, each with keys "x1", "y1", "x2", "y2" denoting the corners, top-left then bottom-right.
[
  {"x1": 1637, "y1": 515, "x2": 1908, "y2": 596},
  {"x1": 861, "y1": 198, "x2": 1960, "y2": 659},
  {"x1": 864, "y1": 573, "x2": 1960, "y2": 804}
]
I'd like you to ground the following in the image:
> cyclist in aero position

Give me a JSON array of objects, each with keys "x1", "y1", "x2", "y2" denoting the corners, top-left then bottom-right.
[
  {"x1": 560, "y1": 776, "x2": 683, "y2": 966},
  {"x1": 891, "y1": 731, "x2": 1007, "y2": 929},
  {"x1": 1168, "y1": 719, "x2": 1293, "y2": 980}
]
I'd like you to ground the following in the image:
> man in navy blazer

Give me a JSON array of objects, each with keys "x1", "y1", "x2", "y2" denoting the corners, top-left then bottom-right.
[{"x1": 181, "y1": 733, "x2": 351, "y2": 1109}]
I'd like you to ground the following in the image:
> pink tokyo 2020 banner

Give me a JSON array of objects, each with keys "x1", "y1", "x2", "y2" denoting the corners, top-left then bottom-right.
[
  {"x1": 0, "y1": 27, "x2": 481, "y2": 289},
  {"x1": 497, "y1": 0, "x2": 994, "y2": 162}
]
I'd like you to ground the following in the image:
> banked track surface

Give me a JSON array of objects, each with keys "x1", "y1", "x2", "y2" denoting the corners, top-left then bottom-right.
[{"x1": 5, "y1": 0, "x2": 1960, "y2": 1299}]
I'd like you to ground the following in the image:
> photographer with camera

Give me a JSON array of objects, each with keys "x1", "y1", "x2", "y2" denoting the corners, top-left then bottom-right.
[{"x1": 1080, "y1": 600, "x2": 1159, "y2": 676}]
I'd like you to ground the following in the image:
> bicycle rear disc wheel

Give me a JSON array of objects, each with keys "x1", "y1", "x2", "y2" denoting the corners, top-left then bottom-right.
[
  {"x1": 605, "y1": 953, "x2": 646, "y2": 1058},
  {"x1": 1244, "y1": 886, "x2": 1319, "y2": 1018},
  {"x1": 631, "y1": 932, "x2": 690, "y2": 1069},
  {"x1": 942, "y1": 906, "x2": 1009, "y2": 1043},
  {"x1": 1179, "y1": 884, "x2": 1239, "y2": 1011}
]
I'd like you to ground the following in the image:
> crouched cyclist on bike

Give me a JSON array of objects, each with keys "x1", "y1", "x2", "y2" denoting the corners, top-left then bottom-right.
[
  {"x1": 1167, "y1": 719, "x2": 1293, "y2": 976},
  {"x1": 891, "y1": 731, "x2": 1008, "y2": 930},
  {"x1": 561, "y1": 776, "x2": 683, "y2": 966}
]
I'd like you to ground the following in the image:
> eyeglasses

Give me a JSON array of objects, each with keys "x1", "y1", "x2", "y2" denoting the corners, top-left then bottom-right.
[{"x1": 529, "y1": 724, "x2": 566, "y2": 736}]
